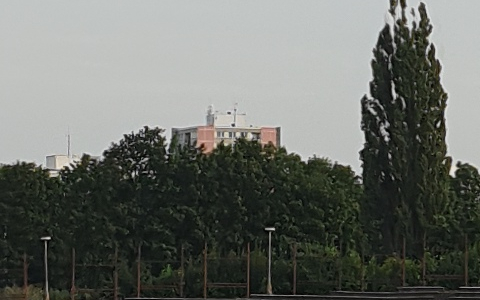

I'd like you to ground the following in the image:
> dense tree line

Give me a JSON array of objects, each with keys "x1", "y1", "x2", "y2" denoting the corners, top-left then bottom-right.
[
  {"x1": 1, "y1": 126, "x2": 480, "y2": 297},
  {"x1": 0, "y1": 127, "x2": 364, "y2": 297}
]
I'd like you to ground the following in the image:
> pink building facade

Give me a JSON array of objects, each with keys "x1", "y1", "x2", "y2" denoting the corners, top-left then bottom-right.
[
  {"x1": 197, "y1": 126, "x2": 215, "y2": 152},
  {"x1": 172, "y1": 107, "x2": 281, "y2": 152}
]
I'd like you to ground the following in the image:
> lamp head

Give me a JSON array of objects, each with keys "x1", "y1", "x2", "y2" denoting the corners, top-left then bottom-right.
[
  {"x1": 264, "y1": 227, "x2": 276, "y2": 232},
  {"x1": 40, "y1": 236, "x2": 52, "y2": 241}
]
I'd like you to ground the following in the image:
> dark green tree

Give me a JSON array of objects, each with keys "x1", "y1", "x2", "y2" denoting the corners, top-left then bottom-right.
[
  {"x1": 360, "y1": 0, "x2": 450, "y2": 255},
  {"x1": 0, "y1": 162, "x2": 55, "y2": 285},
  {"x1": 450, "y1": 163, "x2": 480, "y2": 239}
]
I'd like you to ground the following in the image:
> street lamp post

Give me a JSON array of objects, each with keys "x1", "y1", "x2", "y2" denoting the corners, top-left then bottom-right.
[
  {"x1": 264, "y1": 227, "x2": 275, "y2": 295},
  {"x1": 40, "y1": 236, "x2": 52, "y2": 300}
]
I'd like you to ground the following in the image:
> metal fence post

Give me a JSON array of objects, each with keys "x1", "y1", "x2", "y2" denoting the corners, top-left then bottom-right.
[
  {"x1": 422, "y1": 233, "x2": 426, "y2": 286},
  {"x1": 114, "y1": 246, "x2": 118, "y2": 300},
  {"x1": 361, "y1": 249, "x2": 365, "y2": 291},
  {"x1": 71, "y1": 248, "x2": 75, "y2": 300},
  {"x1": 246, "y1": 243, "x2": 251, "y2": 298},
  {"x1": 338, "y1": 239, "x2": 342, "y2": 291},
  {"x1": 402, "y1": 236, "x2": 406, "y2": 287},
  {"x1": 180, "y1": 244, "x2": 185, "y2": 298},
  {"x1": 203, "y1": 243, "x2": 207, "y2": 299},
  {"x1": 292, "y1": 243, "x2": 297, "y2": 295},
  {"x1": 137, "y1": 244, "x2": 141, "y2": 298},
  {"x1": 465, "y1": 234, "x2": 469, "y2": 287},
  {"x1": 23, "y1": 253, "x2": 28, "y2": 300}
]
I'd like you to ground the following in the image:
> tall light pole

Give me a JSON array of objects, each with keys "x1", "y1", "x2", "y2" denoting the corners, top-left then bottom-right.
[
  {"x1": 264, "y1": 227, "x2": 275, "y2": 295},
  {"x1": 40, "y1": 236, "x2": 52, "y2": 300}
]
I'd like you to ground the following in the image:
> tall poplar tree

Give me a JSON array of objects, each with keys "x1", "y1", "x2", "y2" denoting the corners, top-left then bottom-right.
[{"x1": 360, "y1": 0, "x2": 451, "y2": 255}]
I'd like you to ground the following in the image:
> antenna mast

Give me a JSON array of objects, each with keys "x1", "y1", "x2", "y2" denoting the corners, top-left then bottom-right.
[
  {"x1": 233, "y1": 103, "x2": 238, "y2": 127},
  {"x1": 67, "y1": 127, "x2": 71, "y2": 159}
]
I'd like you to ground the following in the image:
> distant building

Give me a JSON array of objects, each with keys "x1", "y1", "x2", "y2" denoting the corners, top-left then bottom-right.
[
  {"x1": 46, "y1": 154, "x2": 81, "y2": 177},
  {"x1": 172, "y1": 105, "x2": 281, "y2": 152}
]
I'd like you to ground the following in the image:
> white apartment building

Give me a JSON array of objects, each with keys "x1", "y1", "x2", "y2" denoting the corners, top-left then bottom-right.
[{"x1": 172, "y1": 105, "x2": 281, "y2": 152}]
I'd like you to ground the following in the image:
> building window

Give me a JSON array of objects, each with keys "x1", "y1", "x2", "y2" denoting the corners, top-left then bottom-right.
[
  {"x1": 228, "y1": 132, "x2": 234, "y2": 138},
  {"x1": 217, "y1": 131, "x2": 223, "y2": 138},
  {"x1": 251, "y1": 133, "x2": 260, "y2": 141},
  {"x1": 185, "y1": 133, "x2": 191, "y2": 145},
  {"x1": 240, "y1": 132, "x2": 247, "y2": 138}
]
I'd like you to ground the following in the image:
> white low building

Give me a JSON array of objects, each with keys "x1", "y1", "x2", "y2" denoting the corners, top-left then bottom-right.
[{"x1": 46, "y1": 154, "x2": 81, "y2": 177}]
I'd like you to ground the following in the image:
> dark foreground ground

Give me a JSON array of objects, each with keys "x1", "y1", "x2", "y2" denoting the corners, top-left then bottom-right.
[{"x1": 124, "y1": 286, "x2": 480, "y2": 300}]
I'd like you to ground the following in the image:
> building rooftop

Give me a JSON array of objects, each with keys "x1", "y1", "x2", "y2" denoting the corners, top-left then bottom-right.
[{"x1": 205, "y1": 104, "x2": 257, "y2": 128}]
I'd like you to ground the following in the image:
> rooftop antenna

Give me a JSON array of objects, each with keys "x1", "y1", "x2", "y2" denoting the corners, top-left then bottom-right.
[
  {"x1": 67, "y1": 127, "x2": 71, "y2": 159},
  {"x1": 233, "y1": 103, "x2": 238, "y2": 127}
]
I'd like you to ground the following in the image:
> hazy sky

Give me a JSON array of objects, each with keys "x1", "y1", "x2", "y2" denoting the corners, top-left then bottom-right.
[{"x1": 1, "y1": 0, "x2": 479, "y2": 174}]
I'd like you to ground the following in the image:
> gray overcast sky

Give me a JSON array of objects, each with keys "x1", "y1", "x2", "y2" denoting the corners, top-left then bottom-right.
[{"x1": 1, "y1": 0, "x2": 479, "y2": 174}]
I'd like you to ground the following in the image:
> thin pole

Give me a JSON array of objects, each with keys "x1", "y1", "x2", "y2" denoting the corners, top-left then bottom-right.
[
  {"x1": 338, "y1": 239, "x2": 342, "y2": 291},
  {"x1": 23, "y1": 253, "x2": 28, "y2": 300},
  {"x1": 203, "y1": 242, "x2": 207, "y2": 299},
  {"x1": 71, "y1": 248, "x2": 75, "y2": 300},
  {"x1": 180, "y1": 245, "x2": 185, "y2": 298},
  {"x1": 361, "y1": 249, "x2": 365, "y2": 292},
  {"x1": 67, "y1": 129, "x2": 71, "y2": 159},
  {"x1": 246, "y1": 243, "x2": 251, "y2": 298},
  {"x1": 44, "y1": 240, "x2": 50, "y2": 300},
  {"x1": 422, "y1": 232, "x2": 426, "y2": 286},
  {"x1": 292, "y1": 243, "x2": 297, "y2": 295},
  {"x1": 137, "y1": 244, "x2": 141, "y2": 298},
  {"x1": 267, "y1": 231, "x2": 273, "y2": 295},
  {"x1": 465, "y1": 234, "x2": 469, "y2": 287},
  {"x1": 402, "y1": 236, "x2": 406, "y2": 287},
  {"x1": 113, "y1": 246, "x2": 118, "y2": 300}
]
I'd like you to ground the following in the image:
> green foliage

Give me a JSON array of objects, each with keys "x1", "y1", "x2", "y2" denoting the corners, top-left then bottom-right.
[
  {"x1": 0, "y1": 286, "x2": 69, "y2": 300},
  {"x1": 0, "y1": 127, "x2": 365, "y2": 297},
  {"x1": 360, "y1": 1, "x2": 451, "y2": 255},
  {"x1": 364, "y1": 256, "x2": 402, "y2": 291},
  {"x1": 0, "y1": 127, "x2": 361, "y2": 296},
  {"x1": 1, "y1": 118, "x2": 480, "y2": 296}
]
